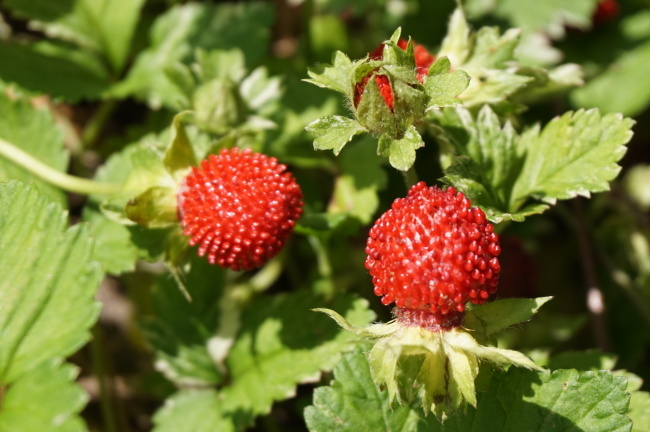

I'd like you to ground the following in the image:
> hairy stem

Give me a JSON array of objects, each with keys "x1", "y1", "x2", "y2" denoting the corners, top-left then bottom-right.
[
  {"x1": 402, "y1": 166, "x2": 419, "y2": 189},
  {"x1": 91, "y1": 325, "x2": 124, "y2": 432},
  {"x1": 573, "y1": 199, "x2": 610, "y2": 352},
  {"x1": 0, "y1": 138, "x2": 121, "y2": 195},
  {"x1": 82, "y1": 100, "x2": 118, "y2": 148}
]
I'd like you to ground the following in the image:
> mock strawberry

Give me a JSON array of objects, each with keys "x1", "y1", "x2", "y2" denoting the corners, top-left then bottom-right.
[
  {"x1": 178, "y1": 148, "x2": 303, "y2": 271},
  {"x1": 365, "y1": 182, "x2": 500, "y2": 329},
  {"x1": 593, "y1": 0, "x2": 619, "y2": 25}
]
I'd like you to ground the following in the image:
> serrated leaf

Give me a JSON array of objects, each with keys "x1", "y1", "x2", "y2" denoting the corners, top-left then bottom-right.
[
  {"x1": 0, "y1": 181, "x2": 102, "y2": 383},
  {"x1": 512, "y1": 109, "x2": 634, "y2": 208},
  {"x1": 304, "y1": 50, "x2": 354, "y2": 98},
  {"x1": 305, "y1": 115, "x2": 367, "y2": 155},
  {"x1": 0, "y1": 40, "x2": 110, "y2": 101},
  {"x1": 304, "y1": 346, "x2": 428, "y2": 432},
  {"x1": 4, "y1": 0, "x2": 145, "y2": 72},
  {"x1": 425, "y1": 57, "x2": 470, "y2": 110},
  {"x1": 152, "y1": 291, "x2": 375, "y2": 431},
  {"x1": 114, "y1": 2, "x2": 274, "y2": 109},
  {"x1": 377, "y1": 125, "x2": 424, "y2": 171},
  {"x1": 0, "y1": 93, "x2": 68, "y2": 205},
  {"x1": 142, "y1": 256, "x2": 226, "y2": 387},
  {"x1": 464, "y1": 297, "x2": 552, "y2": 341},
  {"x1": 438, "y1": 7, "x2": 472, "y2": 66},
  {"x1": 0, "y1": 359, "x2": 87, "y2": 432}
]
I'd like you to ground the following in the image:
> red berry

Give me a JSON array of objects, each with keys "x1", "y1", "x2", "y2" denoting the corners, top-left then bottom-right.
[
  {"x1": 365, "y1": 182, "x2": 500, "y2": 329},
  {"x1": 353, "y1": 38, "x2": 434, "y2": 109},
  {"x1": 178, "y1": 148, "x2": 303, "y2": 271},
  {"x1": 593, "y1": 0, "x2": 619, "y2": 25}
]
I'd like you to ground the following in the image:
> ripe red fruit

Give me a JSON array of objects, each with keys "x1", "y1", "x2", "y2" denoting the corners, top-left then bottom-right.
[
  {"x1": 593, "y1": 0, "x2": 619, "y2": 25},
  {"x1": 353, "y1": 38, "x2": 435, "y2": 110},
  {"x1": 365, "y1": 182, "x2": 501, "y2": 329},
  {"x1": 178, "y1": 148, "x2": 304, "y2": 271}
]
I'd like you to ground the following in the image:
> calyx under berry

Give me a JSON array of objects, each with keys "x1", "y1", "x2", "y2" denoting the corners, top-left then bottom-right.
[{"x1": 178, "y1": 148, "x2": 303, "y2": 270}]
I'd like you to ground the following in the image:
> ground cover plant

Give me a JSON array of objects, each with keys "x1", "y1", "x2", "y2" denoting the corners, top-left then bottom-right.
[{"x1": 0, "y1": 0, "x2": 650, "y2": 431}]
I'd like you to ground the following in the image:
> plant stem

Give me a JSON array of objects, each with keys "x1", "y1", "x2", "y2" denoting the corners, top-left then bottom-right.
[
  {"x1": 573, "y1": 199, "x2": 611, "y2": 352},
  {"x1": 82, "y1": 100, "x2": 118, "y2": 149},
  {"x1": 0, "y1": 138, "x2": 121, "y2": 195},
  {"x1": 91, "y1": 325, "x2": 122, "y2": 432}
]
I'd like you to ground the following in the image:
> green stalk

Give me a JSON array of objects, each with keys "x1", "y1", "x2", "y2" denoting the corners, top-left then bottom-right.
[
  {"x1": 402, "y1": 166, "x2": 419, "y2": 189},
  {"x1": 0, "y1": 138, "x2": 121, "y2": 195},
  {"x1": 91, "y1": 325, "x2": 122, "y2": 432},
  {"x1": 82, "y1": 100, "x2": 118, "y2": 149}
]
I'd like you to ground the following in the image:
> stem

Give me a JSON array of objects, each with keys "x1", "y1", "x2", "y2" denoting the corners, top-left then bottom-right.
[
  {"x1": 90, "y1": 325, "x2": 122, "y2": 432},
  {"x1": 402, "y1": 166, "x2": 419, "y2": 190},
  {"x1": 82, "y1": 100, "x2": 118, "y2": 148},
  {"x1": 573, "y1": 199, "x2": 610, "y2": 352},
  {"x1": 0, "y1": 138, "x2": 121, "y2": 195},
  {"x1": 308, "y1": 235, "x2": 335, "y2": 298}
]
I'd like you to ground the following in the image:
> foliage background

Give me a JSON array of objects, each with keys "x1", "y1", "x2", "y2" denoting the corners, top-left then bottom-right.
[{"x1": 0, "y1": 0, "x2": 649, "y2": 431}]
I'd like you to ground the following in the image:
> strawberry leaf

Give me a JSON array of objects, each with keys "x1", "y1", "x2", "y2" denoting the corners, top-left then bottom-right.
[
  {"x1": 0, "y1": 181, "x2": 101, "y2": 383},
  {"x1": 511, "y1": 109, "x2": 634, "y2": 208},
  {"x1": 113, "y1": 2, "x2": 274, "y2": 109},
  {"x1": 4, "y1": 0, "x2": 145, "y2": 73},
  {"x1": 304, "y1": 51, "x2": 354, "y2": 99},
  {"x1": 305, "y1": 345, "x2": 431, "y2": 432},
  {"x1": 0, "y1": 93, "x2": 68, "y2": 205},
  {"x1": 305, "y1": 115, "x2": 367, "y2": 155},
  {"x1": 151, "y1": 291, "x2": 375, "y2": 431},
  {"x1": 0, "y1": 359, "x2": 88, "y2": 432},
  {"x1": 434, "y1": 106, "x2": 633, "y2": 222},
  {"x1": 377, "y1": 125, "x2": 424, "y2": 171},
  {"x1": 424, "y1": 57, "x2": 470, "y2": 110}
]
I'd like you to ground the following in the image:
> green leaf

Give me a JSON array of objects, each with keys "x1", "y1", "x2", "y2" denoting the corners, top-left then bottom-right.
[
  {"x1": 142, "y1": 256, "x2": 226, "y2": 387},
  {"x1": 434, "y1": 106, "x2": 633, "y2": 222},
  {"x1": 152, "y1": 390, "x2": 235, "y2": 432},
  {"x1": 377, "y1": 125, "x2": 424, "y2": 171},
  {"x1": 305, "y1": 115, "x2": 367, "y2": 155},
  {"x1": 152, "y1": 291, "x2": 375, "y2": 431},
  {"x1": 0, "y1": 93, "x2": 68, "y2": 205},
  {"x1": 4, "y1": 0, "x2": 145, "y2": 72},
  {"x1": 0, "y1": 359, "x2": 87, "y2": 432},
  {"x1": 304, "y1": 50, "x2": 354, "y2": 98},
  {"x1": 439, "y1": 368, "x2": 632, "y2": 431},
  {"x1": 512, "y1": 109, "x2": 634, "y2": 207},
  {"x1": 548, "y1": 349, "x2": 618, "y2": 371},
  {"x1": 305, "y1": 346, "x2": 428, "y2": 432},
  {"x1": 464, "y1": 297, "x2": 553, "y2": 341},
  {"x1": 628, "y1": 389, "x2": 650, "y2": 432},
  {"x1": 164, "y1": 112, "x2": 197, "y2": 182},
  {"x1": 424, "y1": 57, "x2": 470, "y2": 110},
  {"x1": 0, "y1": 40, "x2": 110, "y2": 101},
  {"x1": 114, "y1": 2, "x2": 274, "y2": 108},
  {"x1": 571, "y1": 40, "x2": 650, "y2": 117},
  {"x1": 0, "y1": 181, "x2": 102, "y2": 383}
]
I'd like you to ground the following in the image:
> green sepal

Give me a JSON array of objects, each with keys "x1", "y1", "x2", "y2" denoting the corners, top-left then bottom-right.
[
  {"x1": 377, "y1": 125, "x2": 424, "y2": 172},
  {"x1": 164, "y1": 111, "x2": 197, "y2": 182},
  {"x1": 305, "y1": 115, "x2": 367, "y2": 155},
  {"x1": 463, "y1": 297, "x2": 553, "y2": 342},
  {"x1": 125, "y1": 186, "x2": 178, "y2": 229}
]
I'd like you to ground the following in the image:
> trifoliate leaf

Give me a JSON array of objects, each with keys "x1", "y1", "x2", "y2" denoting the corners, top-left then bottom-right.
[
  {"x1": 305, "y1": 115, "x2": 367, "y2": 155},
  {"x1": 0, "y1": 359, "x2": 88, "y2": 432},
  {"x1": 464, "y1": 297, "x2": 553, "y2": 342},
  {"x1": 511, "y1": 109, "x2": 633, "y2": 207},
  {"x1": 113, "y1": 2, "x2": 274, "y2": 108},
  {"x1": 0, "y1": 93, "x2": 68, "y2": 206},
  {"x1": 304, "y1": 346, "x2": 429, "y2": 432},
  {"x1": 377, "y1": 125, "x2": 424, "y2": 171},
  {"x1": 571, "y1": 40, "x2": 650, "y2": 117},
  {"x1": 424, "y1": 57, "x2": 470, "y2": 110},
  {"x1": 0, "y1": 40, "x2": 110, "y2": 101},
  {"x1": 0, "y1": 181, "x2": 102, "y2": 383},
  {"x1": 434, "y1": 106, "x2": 633, "y2": 222},
  {"x1": 151, "y1": 291, "x2": 375, "y2": 431},
  {"x1": 4, "y1": 0, "x2": 145, "y2": 72},
  {"x1": 304, "y1": 51, "x2": 354, "y2": 98}
]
